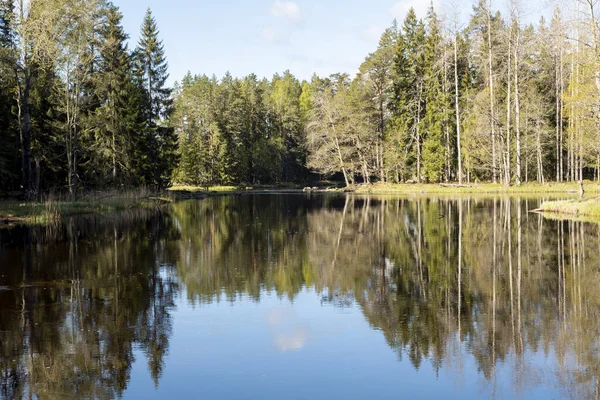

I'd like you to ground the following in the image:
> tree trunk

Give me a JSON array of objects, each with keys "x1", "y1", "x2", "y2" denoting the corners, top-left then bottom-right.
[
  {"x1": 559, "y1": 44, "x2": 564, "y2": 181},
  {"x1": 112, "y1": 130, "x2": 117, "y2": 180},
  {"x1": 536, "y1": 121, "x2": 544, "y2": 183},
  {"x1": 506, "y1": 32, "x2": 512, "y2": 186},
  {"x1": 555, "y1": 50, "x2": 560, "y2": 182},
  {"x1": 454, "y1": 27, "x2": 462, "y2": 185},
  {"x1": 569, "y1": 51, "x2": 574, "y2": 182},
  {"x1": 443, "y1": 43, "x2": 451, "y2": 182},
  {"x1": 22, "y1": 77, "x2": 33, "y2": 197},
  {"x1": 333, "y1": 134, "x2": 349, "y2": 187},
  {"x1": 416, "y1": 81, "x2": 422, "y2": 183},
  {"x1": 379, "y1": 92, "x2": 385, "y2": 183},
  {"x1": 514, "y1": 24, "x2": 521, "y2": 186},
  {"x1": 488, "y1": 1, "x2": 497, "y2": 183}
]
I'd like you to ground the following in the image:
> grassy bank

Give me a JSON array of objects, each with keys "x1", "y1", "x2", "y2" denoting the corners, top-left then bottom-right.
[
  {"x1": 536, "y1": 197, "x2": 600, "y2": 220},
  {"x1": 168, "y1": 183, "x2": 316, "y2": 194},
  {"x1": 170, "y1": 181, "x2": 600, "y2": 196},
  {"x1": 349, "y1": 181, "x2": 600, "y2": 195},
  {"x1": 0, "y1": 189, "x2": 172, "y2": 225},
  {"x1": 4, "y1": 181, "x2": 597, "y2": 225}
]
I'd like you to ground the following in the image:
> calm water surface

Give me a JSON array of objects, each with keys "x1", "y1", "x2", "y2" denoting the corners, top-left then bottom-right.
[{"x1": 1, "y1": 194, "x2": 599, "y2": 399}]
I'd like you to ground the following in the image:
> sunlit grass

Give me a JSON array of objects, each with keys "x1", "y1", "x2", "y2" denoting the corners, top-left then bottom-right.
[
  {"x1": 0, "y1": 188, "x2": 171, "y2": 225},
  {"x1": 4, "y1": 182, "x2": 598, "y2": 225},
  {"x1": 168, "y1": 182, "x2": 321, "y2": 194},
  {"x1": 351, "y1": 181, "x2": 600, "y2": 195},
  {"x1": 169, "y1": 185, "x2": 239, "y2": 193},
  {"x1": 537, "y1": 197, "x2": 600, "y2": 219}
]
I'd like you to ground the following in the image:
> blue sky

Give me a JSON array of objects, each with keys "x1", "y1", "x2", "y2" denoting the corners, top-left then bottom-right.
[{"x1": 112, "y1": 0, "x2": 555, "y2": 85}]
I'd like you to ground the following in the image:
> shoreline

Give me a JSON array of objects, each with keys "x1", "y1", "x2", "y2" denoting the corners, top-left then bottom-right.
[
  {"x1": 534, "y1": 197, "x2": 600, "y2": 221},
  {"x1": 2, "y1": 182, "x2": 598, "y2": 226}
]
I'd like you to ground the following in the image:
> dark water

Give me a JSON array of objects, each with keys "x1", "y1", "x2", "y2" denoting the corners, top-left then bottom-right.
[{"x1": 0, "y1": 194, "x2": 599, "y2": 399}]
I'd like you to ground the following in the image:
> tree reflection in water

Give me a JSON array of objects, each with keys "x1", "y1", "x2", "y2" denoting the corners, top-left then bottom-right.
[{"x1": 1, "y1": 195, "x2": 599, "y2": 399}]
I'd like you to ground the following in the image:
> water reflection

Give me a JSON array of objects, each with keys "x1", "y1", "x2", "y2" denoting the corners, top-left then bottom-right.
[
  {"x1": 0, "y1": 210, "x2": 178, "y2": 399},
  {"x1": 1, "y1": 195, "x2": 599, "y2": 399}
]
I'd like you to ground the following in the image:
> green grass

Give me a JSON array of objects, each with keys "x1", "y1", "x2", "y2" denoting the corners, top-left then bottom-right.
[
  {"x1": 169, "y1": 181, "x2": 600, "y2": 198},
  {"x1": 536, "y1": 197, "x2": 600, "y2": 220},
  {"x1": 349, "y1": 181, "x2": 599, "y2": 195},
  {"x1": 168, "y1": 182, "x2": 339, "y2": 195},
  {"x1": 169, "y1": 185, "x2": 240, "y2": 193},
  {"x1": 4, "y1": 182, "x2": 597, "y2": 225}
]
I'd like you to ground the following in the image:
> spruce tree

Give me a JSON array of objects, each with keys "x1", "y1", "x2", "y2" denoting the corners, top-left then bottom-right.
[
  {"x1": 94, "y1": 3, "x2": 132, "y2": 183},
  {"x1": 134, "y1": 8, "x2": 177, "y2": 188},
  {"x1": 0, "y1": 0, "x2": 14, "y2": 48},
  {"x1": 392, "y1": 8, "x2": 426, "y2": 182},
  {"x1": 0, "y1": 0, "x2": 16, "y2": 188},
  {"x1": 135, "y1": 8, "x2": 172, "y2": 123},
  {"x1": 422, "y1": 5, "x2": 447, "y2": 182}
]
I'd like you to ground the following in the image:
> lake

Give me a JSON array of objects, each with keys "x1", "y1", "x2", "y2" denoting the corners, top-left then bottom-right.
[{"x1": 0, "y1": 194, "x2": 598, "y2": 399}]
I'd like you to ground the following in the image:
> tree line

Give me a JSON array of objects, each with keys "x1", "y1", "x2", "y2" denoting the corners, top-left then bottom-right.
[
  {"x1": 3, "y1": 0, "x2": 600, "y2": 193},
  {"x1": 0, "y1": 0, "x2": 175, "y2": 197},
  {"x1": 173, "y1": 0, "x2": 600, "y2": 186}
]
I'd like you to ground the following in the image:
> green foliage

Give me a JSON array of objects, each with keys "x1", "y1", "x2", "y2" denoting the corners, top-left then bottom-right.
[
  {"x1": 0, "y1": 2, "x2": 177, "y2": 194},
  {"x1": 422, "y1": 6, "x2": 447, "y2": 182},
  {"x1": 134, "y1": 8, "x2": 177, "y2": 189},
  {"x1": 135, "y1": 8, "x2": 172, "y2": 122},
  {"x1": 0, "y1": 0, "x2": 598, "y2": 195},
  {"x1": 0, "y1": 0, "x2": 17, "y2": 189},
  {"x1": 171, "y1": 71, "x2": 307, "y2": 186}
]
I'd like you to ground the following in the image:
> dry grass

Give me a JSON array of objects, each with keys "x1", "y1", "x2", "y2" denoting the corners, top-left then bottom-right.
[{"x1": 0, "y1": 188, "x2": 170, "y2": 225}]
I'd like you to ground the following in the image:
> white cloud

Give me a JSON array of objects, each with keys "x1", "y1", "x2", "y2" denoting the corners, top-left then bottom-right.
[
  {"x1": 390, "y1": 0, "x2": 440, "y2": 20},
  {"x1": 266, "y1": 308, "x2": 310, "y2": 352},
  {"x1": 270, "y1": 0, "x2": 302, "y2": 24},
  {"x1": 274, "y1": 326, "x2": 309, "y2": 352}
]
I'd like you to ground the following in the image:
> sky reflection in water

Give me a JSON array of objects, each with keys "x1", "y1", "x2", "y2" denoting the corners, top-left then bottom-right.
[{"x1": 0, "y1": 194, "x2": 597, "y2": 399}]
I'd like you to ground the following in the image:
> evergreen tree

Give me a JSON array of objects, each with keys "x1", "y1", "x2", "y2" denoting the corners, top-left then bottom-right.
[
  {"x1": 0, "y1": 0, "x2": 16, "y2": 189},
  {"x1": 266, "y1": 71, "x2": 304, "y2": 182},
  {"x1": 0, "y1": 0, "x2": 14, "y2": 48},
  {"x1": 171, "y1": 73, "x2": 227, "y2": 187},
  {"x1": 135, "y1": 8, "x2": 171, "y2": 123},
  {"x1": 391, "y1": 9, "x2": 427, "y2": 182},
  {"x1": 134, "y1": 8, "x2": 177, "y2": 188},
  {"x1": 359, "y1": 20, "x2": 398, "y2": 182},
  {"x1": 422, "y1": 6, "x2": 447, "y2": 182},
  {"x1": 93, "y1": 3, "x2": 134, "y2": 183}
]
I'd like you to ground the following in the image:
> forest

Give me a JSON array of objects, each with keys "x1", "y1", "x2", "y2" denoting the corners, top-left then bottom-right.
[
  {"x1": 1, "y1": 0, "x2": 600, "y2": 195},
  {"x1": 0, "y1": 0, "x2": 175, "y2": 196}
]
